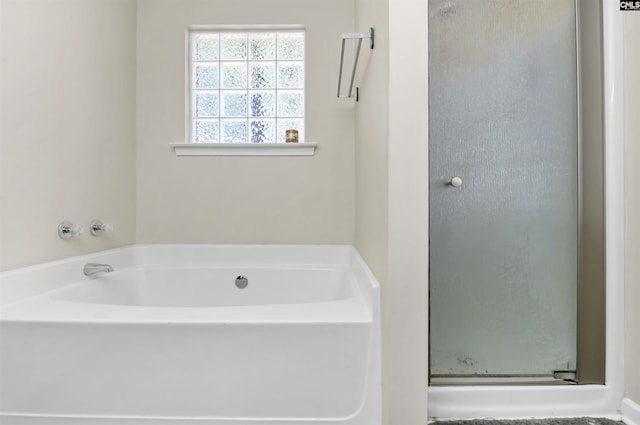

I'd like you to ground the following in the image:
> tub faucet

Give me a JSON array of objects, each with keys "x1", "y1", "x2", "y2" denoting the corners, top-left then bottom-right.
[{"x1": 83, "y1": 263, "x2": 114, "y2": 276}]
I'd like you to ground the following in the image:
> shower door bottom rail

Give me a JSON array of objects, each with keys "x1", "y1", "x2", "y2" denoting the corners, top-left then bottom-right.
[{"x1": 430, "y1": 372, "x2": 578, "y2": 386}]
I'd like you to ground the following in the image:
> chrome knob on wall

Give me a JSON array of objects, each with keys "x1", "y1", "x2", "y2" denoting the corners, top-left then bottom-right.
[
  {"x1": 58, "y1": 221, "x2": 84, "y2": 240},
  {"x1": 90, "y1": 219, "x2": 114, "y2": 236}
]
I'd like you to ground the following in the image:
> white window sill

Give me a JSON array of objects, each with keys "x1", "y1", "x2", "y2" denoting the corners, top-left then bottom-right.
[{"x1": 171, "y1": 143, "x2": 317, "y2": 156}]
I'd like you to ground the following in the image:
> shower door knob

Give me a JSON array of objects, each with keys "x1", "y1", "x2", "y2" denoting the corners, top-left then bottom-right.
[{"x1": 449, "y1": 177, "x2": 463, "y2": 187}]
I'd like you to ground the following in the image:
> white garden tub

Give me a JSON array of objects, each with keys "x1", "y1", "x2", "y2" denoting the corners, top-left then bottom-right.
[{"x1": 0, "y1": 245, "x2": 380, "y2": 425}]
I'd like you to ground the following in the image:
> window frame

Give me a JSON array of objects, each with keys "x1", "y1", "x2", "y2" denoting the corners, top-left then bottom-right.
[{"x1": 188, "y1": 28, "x2": 306, "y2": 145}]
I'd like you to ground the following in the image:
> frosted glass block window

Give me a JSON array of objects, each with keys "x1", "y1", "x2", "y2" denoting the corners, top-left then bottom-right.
[{"x1": 190, "y1": 30, "x2": 305, "y2": 143}]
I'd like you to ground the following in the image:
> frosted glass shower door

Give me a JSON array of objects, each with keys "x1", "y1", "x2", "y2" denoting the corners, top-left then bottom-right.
[{"x1": 429, "y1": 0, "x2": 578, "y2": 377}]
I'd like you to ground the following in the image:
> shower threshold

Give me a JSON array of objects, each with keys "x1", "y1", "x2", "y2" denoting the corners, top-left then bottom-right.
[
  {"x1": 430, "y1": 418, "x2": 624, "y2": 425},
  {"x1": 430, "y1": 369, "x2": 578, "y2": 385},
  {"x1": 430, "y1": 375, "x2": 576, "y2": 386}
]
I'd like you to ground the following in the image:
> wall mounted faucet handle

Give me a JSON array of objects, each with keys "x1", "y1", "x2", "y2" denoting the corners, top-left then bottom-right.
[
  {"x1": 89, "y1": 219, "x2": 114, "y2": 236},
  {"x1": 58, "y1": 221, "x2": 84, "y2": 240}
]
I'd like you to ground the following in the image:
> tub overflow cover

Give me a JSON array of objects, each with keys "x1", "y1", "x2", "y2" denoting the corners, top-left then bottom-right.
[{"x1": 235, "y1": 275, "x2": 248, "y2": 289}]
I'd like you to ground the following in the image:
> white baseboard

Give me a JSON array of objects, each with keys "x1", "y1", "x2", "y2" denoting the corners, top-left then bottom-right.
[{"x1": 622, "y1": 398, "x2": 640, "y2": 425}]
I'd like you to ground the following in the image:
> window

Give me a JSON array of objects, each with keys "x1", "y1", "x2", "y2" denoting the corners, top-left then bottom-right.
[{"x1": 190, "y1": 30, "x2": 305, "y2": 144}]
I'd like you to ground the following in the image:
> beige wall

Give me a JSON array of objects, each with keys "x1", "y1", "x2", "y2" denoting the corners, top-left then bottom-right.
[
  {"x1": 355, "y1": 0, "x2": 389, "y2": 286},
  {"x1": 354, "y1": 0, "x2": 429, "y2": 423},
  {"x1": 624, "y1": 13, "x2": 640, "y2": 405},
  {"x1": 135, "y1": 0, "x2": 355, "y2": 245},
  {"x1": 0, "y1": 0, "x2": 137, "y2": 271},
  {"x1": 354, "y1": 0, "x2": 389, "y2": 422},
  {"x1": 387, "y1": 0, "x2": 429, "y2": 423}
]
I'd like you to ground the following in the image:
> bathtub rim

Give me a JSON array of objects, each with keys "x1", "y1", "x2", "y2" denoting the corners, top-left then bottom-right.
[{"x1": 0, "y1": 244, "x2": 380, "y2": 325}]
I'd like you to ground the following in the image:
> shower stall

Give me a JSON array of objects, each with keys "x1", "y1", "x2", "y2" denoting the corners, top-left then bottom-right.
[{"x1": 428, "y1": 0, "x2": 624, "y2": 417}]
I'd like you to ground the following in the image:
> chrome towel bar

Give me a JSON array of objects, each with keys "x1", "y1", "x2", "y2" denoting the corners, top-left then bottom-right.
[{"x1": 337, "y1": 28, "x2": 374, "y2": 101}]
